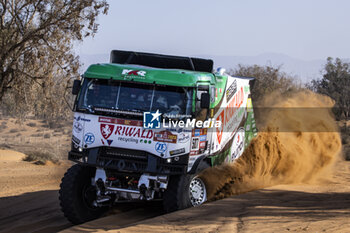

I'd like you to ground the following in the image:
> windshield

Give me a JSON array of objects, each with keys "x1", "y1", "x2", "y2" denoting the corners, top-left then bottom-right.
[{"x1": 77, "y1": 78, "x2": 193, "y2": 117}]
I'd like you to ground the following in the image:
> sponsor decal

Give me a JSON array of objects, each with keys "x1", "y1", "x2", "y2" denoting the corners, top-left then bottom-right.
[
  {"x1": 247, "y1": 97, "x2": 253, "y2": 112},
  {"x1": 100, "y1": 124, "x2": 114, "y2": 140},
  {"x1": 107, "y1": 139, "x2": 113, "y2": 146},
  {"x1": 216, "y1": 110, "x2": 225, "y2": 144},
  {"x1": 191, "y1": 137, "x2": 200, "y2": 150},
  {"x1": 114, "y1": 126, "x2": 153, "y2": 139},
  {"x1": 154, "y1": 131, "x2": 177, "y2": 143},
  {"x1": 155, "y1": 142, "x2": 167, "y2": 153},
  {"x1": 190, "y1": 151, "x2": 198, "y2": 156},
  {"x1": 194, "y1": 129, "x2": 200, "y2": 136},
  {"x1": 226, "y1": 80, "x2": 237, "y2": 102},
  {"x1": 169, "y1": 128, "x2": 192, "y2": 133},
  {"x1": 74, "y1": 116, "x2": 91, "y2": 122},
  {"x1": 99, "y1": 117, "x2": 142, "y2": 126},
  {"x1": 140, "y1": 139, "x2": 152, "y2": 144},
  {"x1": 216, "y1": 86, "x2": 244, "y2": 145},
  {"x1": 224, "y1": 86, "x2": 244, "y2": 126},
  {"x1": 200, "y1": 135, "x2": 207, "y2": 141},
  {"x1": 115, "y1": 126, "x2": 153, "y2": 144},
  {"x1": 72, "y1": 135, "x2": 80, "y2": 145},
  {"x1": 117, "y1": 137, "x2": 139, "y2": 144},
  {"x1": 108, "y1": 124, "x2": 154, "y2": 145},
  {"x1": 178, "y1": 133, "x2": 190, "y2": 143},
  {"x1": 143, "y1": 110, "x2": 161, "y2": 129},
  {"x1": 169, "y1": 148, "x2": 185, "y2": 156},
  {"x1": 73, "y1": 121, "x2": 83, "y2": 133},
  {"x1": 84, "y1": 133, "x2": 95, "y2": 145},
  {"x1": 199, "y1": 141, "x2": 206, "y2": 149},
  {"x1": 122, "y1": 69, "x2": 147, "y2": 78},
  {"x1": 228, "y1": 128, "x2": 245, "y2": 162}
]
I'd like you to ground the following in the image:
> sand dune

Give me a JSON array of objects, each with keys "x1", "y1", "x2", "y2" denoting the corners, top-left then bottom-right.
[
  {"x1": 0, "y1": 150, "x2": 25, "y2": 161},
  {"x1": 0, "y1": 91, "x2": 349, "y2": 232},
  {"x1": 61, "y1": 161, "x2": 350, "y2": 233}
]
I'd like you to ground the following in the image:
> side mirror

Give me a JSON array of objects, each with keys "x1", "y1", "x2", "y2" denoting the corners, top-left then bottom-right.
[
  {"x1": 200, "y1": 93, "x2": 210, "y2": 109},
  {"x1": 72, "y1": 79, "x2": 81, "y2": 95}
]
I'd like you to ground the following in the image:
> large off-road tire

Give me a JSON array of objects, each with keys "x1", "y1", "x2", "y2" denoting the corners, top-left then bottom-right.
[
  {"x1": 59, "y1": 164, "x2": 110, "y2": 224},
  {"x1": 163, "y1": 161, "x2": 209, "y2": 212}
]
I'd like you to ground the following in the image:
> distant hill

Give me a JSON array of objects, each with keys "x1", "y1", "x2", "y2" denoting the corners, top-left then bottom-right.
[
  {"x1": 79, "y1": 53, "x2": 329, "y2": 83},
  {"x1": 204, "y1": 53, "x2": 327, "y2": 83}
]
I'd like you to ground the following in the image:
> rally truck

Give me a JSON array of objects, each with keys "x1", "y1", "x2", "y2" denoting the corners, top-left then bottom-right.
[{"x1": 59, "y1": 50, "x2": 257, "y2": 224}]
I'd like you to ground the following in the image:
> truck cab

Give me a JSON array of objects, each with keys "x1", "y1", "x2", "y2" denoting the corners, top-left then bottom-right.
[{"x1": 59, "y1": 50, "x2": 257, "y2": 224}]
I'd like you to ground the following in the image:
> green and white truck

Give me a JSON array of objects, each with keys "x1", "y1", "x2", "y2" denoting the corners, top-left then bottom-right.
[{"x1": 59, "y1": 50, "x2": 257, "y2": 224}]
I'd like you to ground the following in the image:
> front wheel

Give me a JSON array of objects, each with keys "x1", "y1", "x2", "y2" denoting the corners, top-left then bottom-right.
[
  {"x1": 189, "y1": 176, "x2": 207, "y2": 206},
  {"x1": 163, "y1": 161, "x2": 209, "y2": 212},
  {"x1": 59, "y1": 164, "x2": 110, "y2": 224}
]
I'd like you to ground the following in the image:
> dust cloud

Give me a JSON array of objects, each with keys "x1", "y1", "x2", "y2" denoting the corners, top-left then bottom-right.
[{"x1": 200, "y1": 90, "x2": 342, "y2": 200}]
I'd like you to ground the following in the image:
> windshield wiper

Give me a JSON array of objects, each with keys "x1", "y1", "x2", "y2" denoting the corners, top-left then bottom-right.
[{"x1": 87, "y1": 105, "x2": 95, "y2": 113}]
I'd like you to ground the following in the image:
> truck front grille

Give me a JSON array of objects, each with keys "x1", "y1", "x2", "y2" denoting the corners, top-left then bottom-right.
[{"x1": 69, "y1": 147, "x2": 188, "y2": 175}]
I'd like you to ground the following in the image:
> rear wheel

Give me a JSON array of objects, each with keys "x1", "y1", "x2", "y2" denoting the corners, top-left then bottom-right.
[
  {"x1": 163, "y1": 161, "x2": 209, "y2": 212},
  {"x1": 59, "y1": 164, "x2": 110, "y2": 224}
]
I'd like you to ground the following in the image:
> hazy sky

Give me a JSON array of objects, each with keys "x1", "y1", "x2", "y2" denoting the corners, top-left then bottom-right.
[{"x1": 77, "y1": 0, "x2": 350, "y2": 61}]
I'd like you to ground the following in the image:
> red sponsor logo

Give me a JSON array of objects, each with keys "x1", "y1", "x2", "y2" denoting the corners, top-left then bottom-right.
[
  {"x1": 114, "y1": 126, "x2": 153, "y2": 139},
  {"x1": 216, "y1": 86, "x2": 244, "y2": 145},
  {"x1": 122, "y1": 69, "x2": 146, "y2": 77},
  {"x1": 99, "y1": 117, "x2": 142, "y2": 126},
  {"x1": 216, "y1": 110, "x2": 225, "y2": 144},
  {"x1": 127, "y1": 70, "x2": 139, "y2": 75},
  {"x1": 100, "y1": 124, "x2": 114, "y2": 139},
  {"x1": 224, "y1": 86, "x2": 244, "y2": 125},
  {"x1": 190, "y1": 151, "x2": 198, "y2": 156},
  {"x1": 154, "y1": 131, "x2": 177, "y2": 143}
]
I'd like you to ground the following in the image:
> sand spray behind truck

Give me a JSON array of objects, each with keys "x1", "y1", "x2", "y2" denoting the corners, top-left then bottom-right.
[{"x1": 200, "y1": 90, "x2": 342, "y2": 200}]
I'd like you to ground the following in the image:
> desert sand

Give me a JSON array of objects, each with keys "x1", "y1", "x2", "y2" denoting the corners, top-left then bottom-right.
[
  {"x1": 1, "y1": 148, "x2": 349, "y2": 233},
  {"x1": 1, "y1": 91, "x2": 349, "y2": 233},
  {"x1": 62, "y1": 161, "x2": 350, "y2": 233}
]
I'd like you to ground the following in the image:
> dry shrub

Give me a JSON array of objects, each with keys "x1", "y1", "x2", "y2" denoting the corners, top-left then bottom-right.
[
  {"x1": 344, "y1": 145, "x2": 350, "y2": 161},
  {"x1": 9, "y1": 129, "x2": 19, "y2": 133},
  {"x1": 0, "y1": 143, "x2": 11, "y2": 149},
  {"x1": 23, "y1": 151, "x2": 59, "y2": 165},
  {"x1": 31, "y1": 133, "x2": 42, "y2": 137},
  {"x1": 26, "y1": 122, "x2": 37, "y2": 127},
  {"x1": 0, "y1": 124, "x2": 7, "y2": 130}
]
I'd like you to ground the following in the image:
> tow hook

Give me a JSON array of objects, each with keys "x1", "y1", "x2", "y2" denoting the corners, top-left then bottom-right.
[
  {"x1": 95, "y1": 179, "x2": 106, "y2": 195},
  {"x1": 94, "y1": 168, "x2": 111, "y2": 205},
  {"x1": 139, "y1": 184, "x2": 147, "y2": 200},
  {"x1": 138, "y1": 174, "x2": 167, "y2": 200}
]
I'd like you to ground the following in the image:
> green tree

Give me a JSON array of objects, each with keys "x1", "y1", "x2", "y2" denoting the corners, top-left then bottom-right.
[
  {"x1": 308, "y1": 57, "x2": 350, "y2": 120},
  {"x1": 0, "y1": 0, "x2": 108, "y2": 121},
  {"x1": 229, "y1": 64, "x2": 298, "y2": 103}
]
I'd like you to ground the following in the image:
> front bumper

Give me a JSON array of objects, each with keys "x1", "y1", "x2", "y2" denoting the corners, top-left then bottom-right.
[{"x1": 69, "y1": 147, "x2": 189, "y2": 175}]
